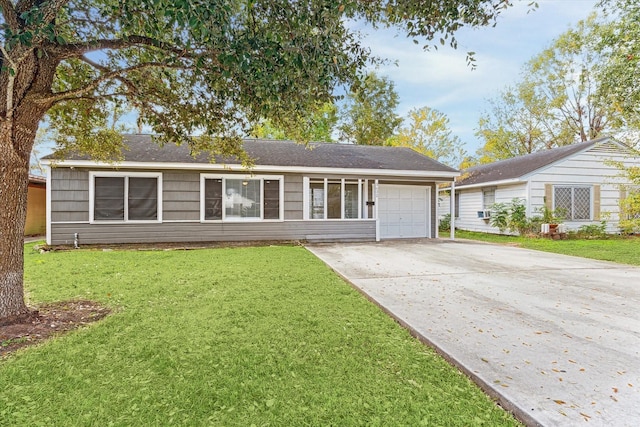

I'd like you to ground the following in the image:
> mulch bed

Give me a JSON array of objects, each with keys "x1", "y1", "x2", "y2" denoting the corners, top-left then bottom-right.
[{"x1": 0, "y1": 300, "x2": 111, "y2": 358}]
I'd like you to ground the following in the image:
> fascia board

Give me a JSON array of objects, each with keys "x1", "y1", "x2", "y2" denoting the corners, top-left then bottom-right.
[
  {"x1": 455, "y1": 178, "x2": 523, "y2": 190},
  {"x1": 40, "y1": 159, "x2": 460, "y2": 179}
]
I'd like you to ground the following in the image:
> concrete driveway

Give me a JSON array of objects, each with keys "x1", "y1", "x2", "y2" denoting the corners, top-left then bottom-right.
[{"x1": 307, "y1": 239, "x2": 640, "y2": 427}]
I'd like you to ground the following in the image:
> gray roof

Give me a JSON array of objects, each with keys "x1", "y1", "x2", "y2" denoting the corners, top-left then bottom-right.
[
  {"x1": 47, "y1": 134, "x2": 458, "y2": 173},
  {"x1": 457, "y1": 137, "x2": 622, "y2": 187}
]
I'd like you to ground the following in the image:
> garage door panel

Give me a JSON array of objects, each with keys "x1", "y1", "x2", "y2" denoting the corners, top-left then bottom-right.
[{"x1": 379, "y1": 184, "x2": 430, "y2": 239}]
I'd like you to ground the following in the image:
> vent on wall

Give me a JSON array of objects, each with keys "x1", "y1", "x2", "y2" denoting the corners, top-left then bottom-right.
[{"x1": 477, "y1": 209, "x2": 492, "y2": 219}]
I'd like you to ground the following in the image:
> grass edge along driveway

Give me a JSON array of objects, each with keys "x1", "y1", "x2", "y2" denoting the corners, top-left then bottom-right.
[
  {"x1": 0, "y1": 244, "x2": 520, "y2": 426},
  {"x1": 456, "y1": 230, "x2": 640, "y2": 266}
]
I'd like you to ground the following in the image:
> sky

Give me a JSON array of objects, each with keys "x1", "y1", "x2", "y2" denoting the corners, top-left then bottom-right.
[
  {"x1": 35, "y1": 0, "x2": 600, "y2": 164},
  {"x1": 361, "y1": 0, "x2": 600, "y2": 155}
]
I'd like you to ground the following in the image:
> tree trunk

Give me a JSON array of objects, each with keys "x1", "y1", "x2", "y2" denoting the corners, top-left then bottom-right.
[
  {"x1": 0, "y1": 41, "x2": 57, "y2": 323},
  {"x1": 0, "y1": 99, "x2": 49, "y2": 324},
  {"x1": 0, "y1": 119, "x2": 31, "y2": 322}
]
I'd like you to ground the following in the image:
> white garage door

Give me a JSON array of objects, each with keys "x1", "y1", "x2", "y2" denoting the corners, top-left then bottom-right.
[{"x1": 378, "y1": 184, "x2": 430, "y2": 239}]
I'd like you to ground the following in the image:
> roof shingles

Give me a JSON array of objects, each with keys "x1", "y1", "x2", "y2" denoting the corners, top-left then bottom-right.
[
  {"x1": 47, "y1": 134, "x2": 458, "y2": 173},
  {"x1": 457, "y1": 138, "x2": 613, "y2": 187}
]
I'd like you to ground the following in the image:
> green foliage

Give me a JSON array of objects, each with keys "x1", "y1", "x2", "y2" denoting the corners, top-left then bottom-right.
[
  {"x1": 618, "y1": 165, "x2": 640, "y2": 233},
  {"x1": 250, "y1": 102, "x2": 338, "y2": 142},
  {"x1": 489, "y1": 198, "x2": 532, "y2": 235},
  {"x1": 387, "y1": 106, "x2": 466, "y2": 167},
  {"x1": 438, "y1": 213, "x2": 451, "y2": 232},
  {"x1": 1, "y1": 244, "x2": 520, "y2": 426},
  {"x1": 535, "y1": 205, "x2": 565, "y2": 225},
  {"x1": 573, "y1": 221, "x2": 608, "y2": 239},
  {"x1": 619, "y1": 191, "x2": 640, "y2": 233},
  {"x1": 596, "y1": 0, "x2": 640, "y2": 129},
  {"x1": 475, "y1": 81, "x2": 551, "y2": 161},
  {"x1": 489, "y1": 202, "x2": 509, "y2": 232},
  {"x1": 338, "y1": 72, "x2": 402, "y2": 145},
  {"x1": 475, "y1": 13, "x2": 626, "y2": 162},
  {"x1": 1, "y1": 0, "x2": 510, "y2": 156}
]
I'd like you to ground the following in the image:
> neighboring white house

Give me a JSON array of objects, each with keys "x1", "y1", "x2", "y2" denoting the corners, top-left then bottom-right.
[{"x1": 440, "y1": 137, "x2": 640, "y2": 234}]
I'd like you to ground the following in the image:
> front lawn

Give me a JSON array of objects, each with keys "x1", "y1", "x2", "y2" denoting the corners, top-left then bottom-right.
[
  {"x1": 456, "y1": 230, "x2": 640, "y2": 266},
  {"x1": 0, "y1": 244, "x2": 519, "y2": 426}
]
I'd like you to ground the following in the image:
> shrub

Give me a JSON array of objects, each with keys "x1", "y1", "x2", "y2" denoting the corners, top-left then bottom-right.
[
  {"x1": 489, "y1": 202, "x2": 509, "y2": 232},
  {"x1": 574, "y1": 221, "x2": 608, "y2": 239},
  {"x1": 439, "y1": 214, "x2": 451, "y2": 232},
  {"x1": 490, "y1": 198, "x2": 532, "y2": 235}
]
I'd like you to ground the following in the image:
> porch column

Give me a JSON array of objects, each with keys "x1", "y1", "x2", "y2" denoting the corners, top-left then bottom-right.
[
  {"x1": 375, "y1": 179, "x2": 380, "y2": 242},
  {"x1": 450, "y1": 181, "x2": 456, "y2": 240},
  {"x1": 435, "y1": 183, "x2": 439, "y2": 239}
]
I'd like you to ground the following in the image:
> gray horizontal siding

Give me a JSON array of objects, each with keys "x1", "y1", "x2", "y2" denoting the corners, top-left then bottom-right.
[
  {"x1": 49, "y1": 168, "x2": 305, "y2": 223},
  {"x1": 50, "y1": 168, "x2": 89, "y2": 222},
  {"x1": 162, "y1": 172, "x2": 200, "y2": 221},
  {"x1": 50, "y1": 220, "x2": 376, "y2": 245},
  {"x1": 284, "y1": 175, "x2": 303, "y2": 220}
]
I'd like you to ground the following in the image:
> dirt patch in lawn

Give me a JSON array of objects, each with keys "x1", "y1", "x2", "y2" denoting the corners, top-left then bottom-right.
[{"x1": 0, "y1": 300, "x2": 110, "y2": 358}]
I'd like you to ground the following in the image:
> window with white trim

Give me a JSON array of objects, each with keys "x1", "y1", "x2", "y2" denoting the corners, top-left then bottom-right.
[
  {"x1": 305, "y1": 178, "x2": 364, "y2": 220},
  {"x1": 554, "y1": 186, "x2": 591, "y2": 220},
  {"x1": 482, "y1": 188, "x2": 495, "y2": 209},
  {"x1": 201, "y1": 175, "x2": 283, "y2": 221},
  {"x1": 90, "y1": 172, "x2": 162, "y2": 222}
]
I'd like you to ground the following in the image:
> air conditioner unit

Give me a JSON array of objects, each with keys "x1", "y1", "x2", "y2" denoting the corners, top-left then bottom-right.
[{"x1": 477, "y1": 209, "x2": 492, "y2": 219}]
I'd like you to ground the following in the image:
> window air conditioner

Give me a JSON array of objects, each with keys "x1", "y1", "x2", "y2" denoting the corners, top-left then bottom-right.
[{"x1": 477, "y1": 209, "x2": 492, "y2": 219}]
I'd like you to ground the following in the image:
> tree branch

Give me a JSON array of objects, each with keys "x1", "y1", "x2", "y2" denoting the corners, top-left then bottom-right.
[
  {"x1": 0, "y1": 0, "x2": 21, "y2": 32},
  {"x1": 40, "y1": 62, "x2": 189, "y2": 105},
  {"x1": 37, "y1": 0, "x2": 69, "y2": 26},
  {"x1": 1, "y1": 45, "x2": 17, "y2": 119},
  {"x1": 79, "y1": 55, "x2": 140, "y2": 99},
  {"x1": 56, "y1": 35, "x2": 207, "y2": 61}
]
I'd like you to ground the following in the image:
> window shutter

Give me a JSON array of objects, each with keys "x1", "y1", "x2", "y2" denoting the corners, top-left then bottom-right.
[
  {"x1": 593, "y1": 185, "x2": 601, "y2": 220},
  {"x1": 620, "y1": 187, "x2": 627, "y2": 220},
  {"x1": 544, "y1": 184, "x2": 552, "y2": 210}
]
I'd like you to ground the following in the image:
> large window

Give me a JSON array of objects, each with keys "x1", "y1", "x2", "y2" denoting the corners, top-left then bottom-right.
[
  {"x1": 554, "y1": 186, "x2": 591, "y2": 220},
  {"x1": 201, "y1": 175, "x2": 283, "y2": 221},
  {"x1": 306, "y1": 178, "x2": 364, "y2": 220},
  {"x1": 90, "y1": 172, "x2": 162, "y2": 222}
]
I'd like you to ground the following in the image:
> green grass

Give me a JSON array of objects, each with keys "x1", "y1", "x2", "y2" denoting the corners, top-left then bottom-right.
[
  {"x1": 0, "y1": 244, "x2": 519, "y2": 426},
  {"x1": 456, "y1": 230, "x2": 640, "y2": 266}
]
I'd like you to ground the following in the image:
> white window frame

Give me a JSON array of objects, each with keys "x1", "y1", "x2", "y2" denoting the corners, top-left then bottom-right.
[
  {"x1": 89, "y1": 171, "x2": 163, "y2": 224},
  {"x1": 303, "y1": 177, "x2": 364, "y2": 220},
  {"x1": 199, "y1": 174, "x2": 284, "y2": 222},
  {"x1": 553, "y1": 185, "x2": 592, "y2": 221},
  {"x1": 482, "y1": 187, "x2": 496, "y2": 210}
]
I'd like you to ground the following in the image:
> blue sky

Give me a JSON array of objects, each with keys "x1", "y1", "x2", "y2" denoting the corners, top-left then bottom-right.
[{"x1": 363, "y1": 0, "x2": 600, "y2": 155}]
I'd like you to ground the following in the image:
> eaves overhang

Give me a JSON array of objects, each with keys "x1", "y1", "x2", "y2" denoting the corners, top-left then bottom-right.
[
  {"x1": 454, "y1": 177, "x2": 523, "y2": 190},
  {"x1": 40, "y1": 159, "x2": 461, "y2": 180}
]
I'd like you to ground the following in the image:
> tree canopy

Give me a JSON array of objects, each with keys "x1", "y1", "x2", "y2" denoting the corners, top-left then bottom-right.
[
  {"x1": 338, "y1": 72, "x2": 401, "y2": 145},
  {"x1": 474, "y1": 13, "x2": 629, "y2": 163},
  {"x1": 596, "y1": 0, "x2": 640, "y2": 128},
  {"x1": 387, "y1": 106, "x2": 466, "y2": 167},
  {"x1": 250, "y1": 102, "x2": 338, "y2": 142}
]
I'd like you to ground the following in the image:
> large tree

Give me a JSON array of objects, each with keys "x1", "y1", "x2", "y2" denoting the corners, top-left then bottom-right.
[
  {"x1": 0, "y1": 0, "x2": 511, "y2": 322},
  {"x1": 597, "y1": 0, "x2": 640, "y2": 128},
  {"x1": 250, "y1": 102, "x2": 338, "y2": 142},
  {"x1": 475, "y1": 14, "x2": 624, "y2": 162},
  {"x1": 387, "y1": 106, "x2": 466, "y2": 167},
  {"x1": 338, "y1": 71, "x2": 401, "y2": 145}
]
